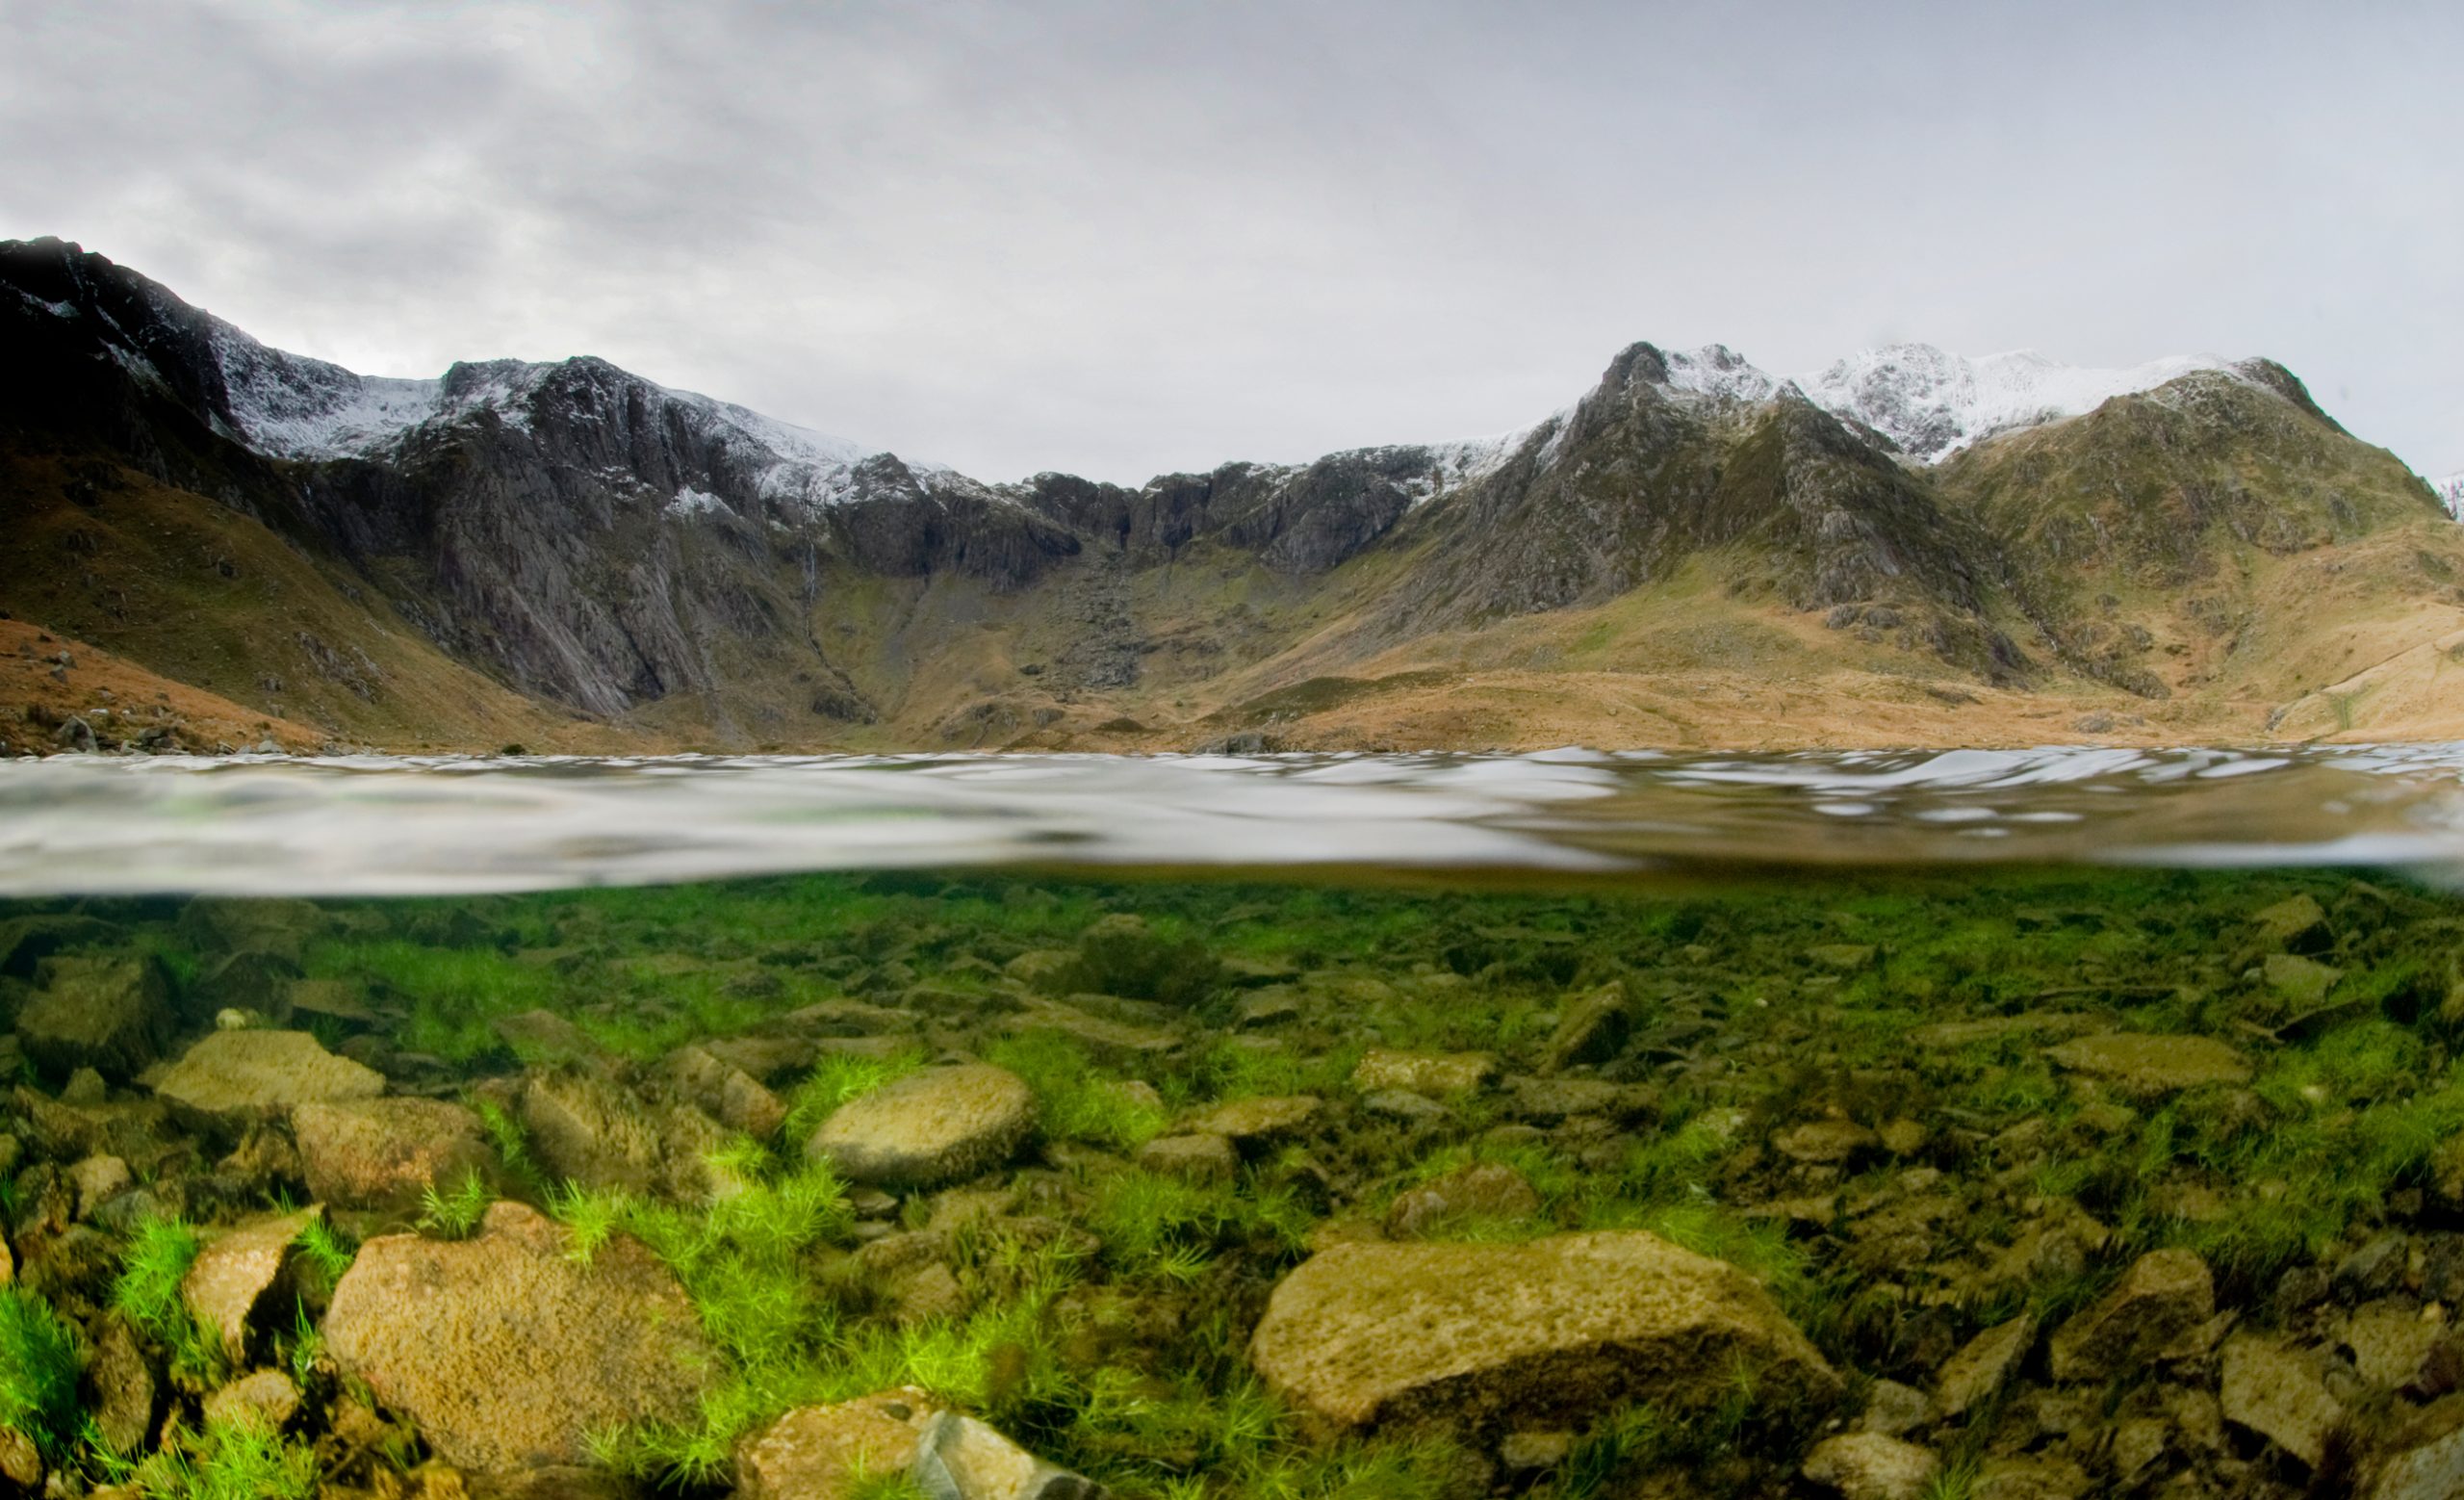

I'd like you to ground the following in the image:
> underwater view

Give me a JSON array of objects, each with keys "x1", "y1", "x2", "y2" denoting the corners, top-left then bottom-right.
[{"x1": 3, "y1": 753, "x2": 2464, "y2": 1500}]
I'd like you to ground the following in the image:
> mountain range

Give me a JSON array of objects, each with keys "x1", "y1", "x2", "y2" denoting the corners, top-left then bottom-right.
[{"x1": 4, "y1": 235, "x2": 2458, "y2": 754}]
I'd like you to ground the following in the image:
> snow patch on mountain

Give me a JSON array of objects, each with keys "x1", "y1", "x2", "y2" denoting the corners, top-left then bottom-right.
[
  {"x1": 196, "y1": 316, "x2": 918, "y2": 519},
  {"x1": 1658, "y1": 345, "x2": 1784, "y2": 405},
  {"x1": 206, "y1": 323, "x2": 546, "y2": 457},
  {"x1": 1797, "y1": 345, "x2": 2242, "y2": 461}
]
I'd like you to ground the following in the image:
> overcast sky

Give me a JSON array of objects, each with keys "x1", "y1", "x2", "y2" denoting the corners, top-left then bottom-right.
[{"x1": 4, "y1": 0, "x2": 2456, "y2": 482}]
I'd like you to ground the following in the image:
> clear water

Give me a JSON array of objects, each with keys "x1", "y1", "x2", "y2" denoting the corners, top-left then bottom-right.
[{"x1": 8, "y1": 747, "x2": 2464, "y2": 1497}]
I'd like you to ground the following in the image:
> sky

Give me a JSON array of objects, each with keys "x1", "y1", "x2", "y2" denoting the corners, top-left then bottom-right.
[{"x1": 3, "y1": 0, "x2": 2456, "y2": 484}]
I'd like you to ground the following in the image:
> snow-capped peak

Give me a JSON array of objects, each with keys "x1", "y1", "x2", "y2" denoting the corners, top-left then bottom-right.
[
  {"x1": 1656, "y1": 344, "x2": 1784, "y2": 405},
  {"x1": 1795, "y1": 344, "x2": 2241, "y2": 462}
]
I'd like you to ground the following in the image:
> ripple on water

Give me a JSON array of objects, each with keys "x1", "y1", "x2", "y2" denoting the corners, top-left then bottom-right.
[{"x1": 0, "y1": 744, "x2": 2461, "y2": 895}]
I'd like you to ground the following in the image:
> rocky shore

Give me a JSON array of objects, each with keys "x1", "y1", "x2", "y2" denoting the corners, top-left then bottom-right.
[{"x1": 4, "y1": 868, "x2": 2464, "y2": 1497}]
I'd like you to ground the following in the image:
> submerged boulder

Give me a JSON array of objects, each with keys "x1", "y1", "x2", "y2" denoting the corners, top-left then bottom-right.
[
  {"x1": 293, "y1": 1097, "x2": 493, "y2": 1209},
  {"x1": 324, "y1": 1202, "x2": 713, "y2": 1473},
  {"x1": 16, "y1": 956, "x2": 174, "y2": 1080},
  {"x1": 520, "y1": 1071, "x2": 663, "y2": 1194},
  {"x1": 1248, "y1": 1230, "x2": 1838, "y2": 1436},
  {"x1": 807, "y1": 1064, "x2": 1036, "y2": 1190},
  {"x1": 149, "y1": 1029, "x2": 385, "y2": 1125}
]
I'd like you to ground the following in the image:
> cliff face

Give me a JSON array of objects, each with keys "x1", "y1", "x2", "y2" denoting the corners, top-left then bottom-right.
[{"x1": 5, "y1": 236, "x2": 2457, "y2": 752}]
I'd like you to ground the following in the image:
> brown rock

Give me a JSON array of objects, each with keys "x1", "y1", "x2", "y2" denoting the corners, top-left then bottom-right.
[
  {"x1": 324, "y1": 1202, "x2": 713, "y2": 1473},
  {"x1": 1936, "y1": 1315, "x2": 2035, "y2": 1417},
  {"x1": 2220, "y1": 1335, "x2": 2343, "y2": 1468},
  {"x1": 661, "y1": 1047, "x2": 788, "y2": 1139},
  {"x1": 808, "y1": 1064, "x2": 1037, "y2": 1190},
  {"x1": 1802, "y1": 1433, "x2": 1938, "y2": 1500},
  {"x1": 521, "y1": 1071, "x2": 662, "y2": 1194},
  {"x1": 2047, "y1": 1248, "x2": 2213, "y2": 1383},
  {"x1": 67, "y1": 1154, "x2": 133, "y2": 1218},
  {"x1": 86, "y1": 1314, "x2": 159, "y2": 1458},
  {"x1": 293, "y1": 1097, "x2": 493, "y2": 1210},
  {"x1": 737, "y1": 1390, "x2": 935, "y2": 1498},
  {"x1": 1248, "y1": 1230, "x2": 1838, "y2": 1436},
  {"x1": 202, "y1": 1369, "x2": 303, "y2": 1432},
  {"x1": 181, "y1": 1207, "x2": 319, "y2": 1361},
  {"x1": 149, "y1": 1030, "x2": 385, "y2": 1125},
  {"x1": 1542, "y1": 984, "x2": 1632, "y2": 1072},
  {"x1": 0, "y1": 1426, "x2": 39, "y2": 1493}
]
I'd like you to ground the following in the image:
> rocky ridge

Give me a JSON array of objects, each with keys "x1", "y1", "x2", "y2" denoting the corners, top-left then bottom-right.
[{"x1": 3, "y1": 236, "x2": 2457, "y2": 755}]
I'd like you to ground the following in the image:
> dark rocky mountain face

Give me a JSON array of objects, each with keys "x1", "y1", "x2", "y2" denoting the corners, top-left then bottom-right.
[{"x1": 2, "y1": 236, "x2": 2449, "y2": 747}]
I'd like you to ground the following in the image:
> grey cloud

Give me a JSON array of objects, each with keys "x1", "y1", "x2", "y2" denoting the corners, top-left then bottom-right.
[{"x1": 3, "y1": 0, "x2": 2456, "y2": 481}]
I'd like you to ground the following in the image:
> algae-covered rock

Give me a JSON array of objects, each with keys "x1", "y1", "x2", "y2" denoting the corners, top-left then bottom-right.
[
  {"x1": 149, "y1": 1029, "x2": 385, "y2": 1125},
  {"x1": 324, "y1": 1202, "x2": 713, "y2": 1473},
  {"x1": 1179, "y1": 1095, "x2": 1322, "y2": 1146},
  {"x1": 1384, "y1": 1162, "x2": 1540, "y2": 1239},
  {"x1": 189, "y1": 948, "x2": 303, "y2": 1025},
  {"x1": 2250, "y1": 893, "x2": 2331, "y2": 952},
  {"x1": 182, "y1": 1206, "x2": 320, "y2": 1360},
  {"x1": 1775, "y1": 1118, "x2": 1882, "y2": 1166},
  {"x1": 1542, "y1": 983, "x2": 1632, "y2": 1072},
  {"x1": 87, "y1": 1314, "x2": 160, "y2": 1457},
  {"x1": 1248, "y1": 1230, "x2": 1838, "y2": 1436},
  {"x1": 177, "y1": 896, "x2": 327, "y2": 965},
  {"x1": 1935, "y1": 1314, "x2": 2034, "y2": 1417},
  {"x1": 2044, "y1": 1033, "x2": 2250, "y2": 1096},
  {"x1": 2046, "y1": 1247, "x2": 2213, "y2": 1382},
  {"x1": 661, "y1": 1046, "x2": 788, "y2": 1139},
  {"x1": 521, "y1": 1070, "x2": 663, "y2": 1194},
  {"x1": 1802, "y1": 1432, "x2": 1938, "y2": 1500},
  {"x1": 1072, "y1": 913, "x2": 1220, "y2": 1006},
  {"x1": 808, "y1": 1064, "x2": 1036, "y2": 1189},
  {"x1": 1350, "y1": 1048, "x2": 1498, "y2": 1097},
  {"x1": 1136, "y1": 1133, "x2": 1238, "y2": 1182},
  {"x1": 293, "y1": 1097, "x2": 493, "y2": 1209},
  {"x1": 16, "y1": 955, "x2": 173, "y2": 1080}
]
